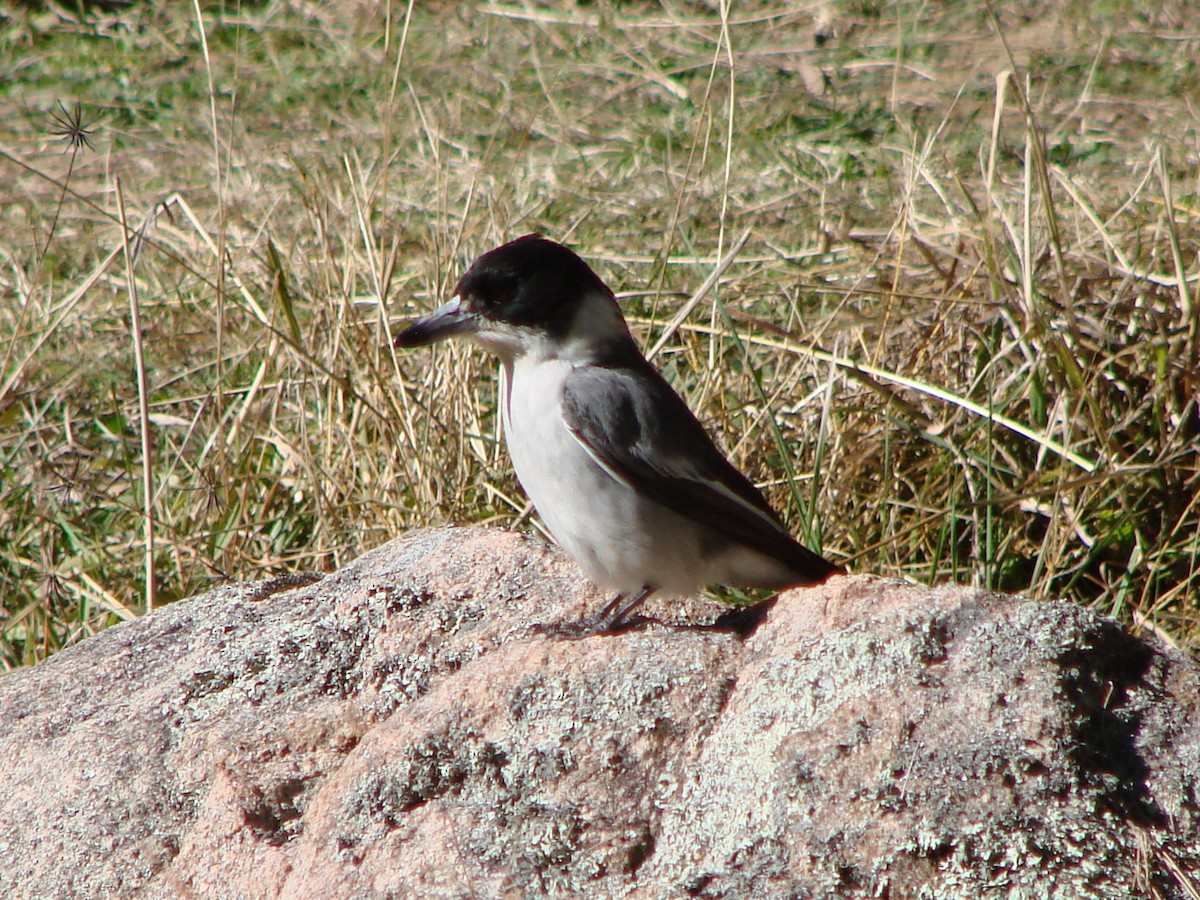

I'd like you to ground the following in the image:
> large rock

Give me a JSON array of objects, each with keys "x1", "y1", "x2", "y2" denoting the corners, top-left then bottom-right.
[{"x1": 1, "y1": 526, "x2": 1197, "y2": 898}]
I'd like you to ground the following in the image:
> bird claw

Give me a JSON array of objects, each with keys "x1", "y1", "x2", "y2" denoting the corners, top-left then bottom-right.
[{"x1": 528, "y1": 597, "x2": 777, "y2": 641}]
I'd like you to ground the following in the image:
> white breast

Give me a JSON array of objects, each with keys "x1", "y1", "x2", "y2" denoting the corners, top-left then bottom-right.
[{"x1": 501, "y1": 355, "x2": 712, "y2": 596}]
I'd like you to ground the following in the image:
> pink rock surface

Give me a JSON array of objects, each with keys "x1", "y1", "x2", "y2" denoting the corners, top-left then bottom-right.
[{"x1": 1, "y1": 526, "x2": 1197, "y2": 898}]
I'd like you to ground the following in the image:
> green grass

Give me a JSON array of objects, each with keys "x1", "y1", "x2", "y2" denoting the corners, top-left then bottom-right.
[{"x1": 1, "y1": 0, "x2": 1198, "y2": 670}]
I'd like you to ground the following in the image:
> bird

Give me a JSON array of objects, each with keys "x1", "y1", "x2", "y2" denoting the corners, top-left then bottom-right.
[{"x1": 394, "y1": 234, "x2": 844, "y2": 634}]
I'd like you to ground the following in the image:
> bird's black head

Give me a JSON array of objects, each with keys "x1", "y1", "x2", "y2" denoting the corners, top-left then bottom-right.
[
  {"x1": 454, "y1": 234, "x2": 611, "y2": 336},
  {"x1": 395, "y1": 234, "x2": 630, "y2": 357}
]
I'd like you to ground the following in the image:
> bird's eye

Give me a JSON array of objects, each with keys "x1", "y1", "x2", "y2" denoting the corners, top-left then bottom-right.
[{"x1": 472, "y1": 273, "x2": 517, "y2": 310}]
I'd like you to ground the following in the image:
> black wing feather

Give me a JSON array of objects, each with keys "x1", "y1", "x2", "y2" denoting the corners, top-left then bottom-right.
[{"x1": 561, "y1": 358, "x2": 841, "y2": 583}]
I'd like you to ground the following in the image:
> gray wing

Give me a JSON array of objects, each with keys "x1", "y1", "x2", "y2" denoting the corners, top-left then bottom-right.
[{"x1": 561, "y1": 359, "x2": 841, "y2": 582}]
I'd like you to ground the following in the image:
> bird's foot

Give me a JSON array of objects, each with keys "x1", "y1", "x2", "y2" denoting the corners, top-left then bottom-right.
[
  {"x1": 531, "y1": 593, "x2": 778, "y2": 641},
  {"x1": 529, "y1": 586, "x2": 661, "y2": 640}
]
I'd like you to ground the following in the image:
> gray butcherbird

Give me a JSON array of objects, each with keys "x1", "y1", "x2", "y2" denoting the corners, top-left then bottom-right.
[{"x1": 395, "y1": 234, "x2": 844, "y2": 634}]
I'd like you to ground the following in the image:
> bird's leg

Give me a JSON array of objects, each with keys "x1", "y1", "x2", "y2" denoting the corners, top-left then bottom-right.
[
  {"x1": 592, "y1": 585, "x2": 657, "y2": 628},
  {"x1": 532, "y1": 585, "x2": 658, "y2": 639}
]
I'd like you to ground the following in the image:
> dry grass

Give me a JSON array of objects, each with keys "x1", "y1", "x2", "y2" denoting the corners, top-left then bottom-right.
[{"x1": 2, "y1": 0, "x2": 1199, "y2": 673}]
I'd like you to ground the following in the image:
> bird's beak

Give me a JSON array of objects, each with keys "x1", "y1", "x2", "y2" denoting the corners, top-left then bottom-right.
[{"x1": 393, "y1": 296, "x2": 478, "y2": 348}]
